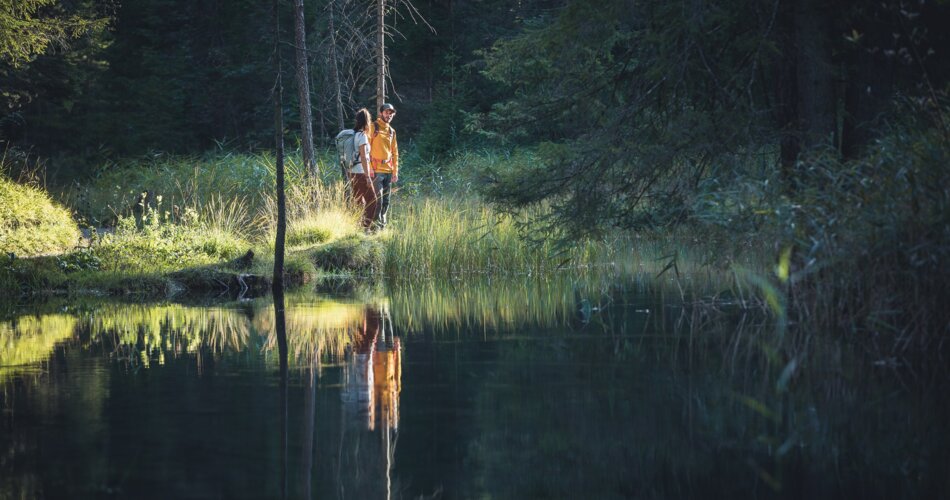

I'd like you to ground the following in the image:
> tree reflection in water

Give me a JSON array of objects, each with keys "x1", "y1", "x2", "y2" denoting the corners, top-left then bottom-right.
[{"x1": 4, "y1": 276, "x2": 945, "y2": 497}]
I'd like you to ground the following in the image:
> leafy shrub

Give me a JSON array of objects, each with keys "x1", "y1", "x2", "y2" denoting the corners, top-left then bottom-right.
[{"x1": 779, "y1": 103, "x2": 950, "y2": 344}]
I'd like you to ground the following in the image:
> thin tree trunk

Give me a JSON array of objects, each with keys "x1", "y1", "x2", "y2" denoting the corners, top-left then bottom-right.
[
  {"x1": 273, "y1": 0, "x2": 287, "y2": 292},
  {"x1": 328, "y1": 0, "x2": 344, "y2": 132},
  {"x1": 376, "y1": 0, "x2": 386, "y2": 111},
  {"x1": 273, "y1": 5, "x2": 289, "y2": 497},
  {"x1": 293, "y1": 0, "x2": 316, "y2": 176},
  {"x1": 328, "y1": 0, "x2": 348, "y2": 180},
  {"x1": 794, "y1": 0, "x2": 836, "y2": 150}
]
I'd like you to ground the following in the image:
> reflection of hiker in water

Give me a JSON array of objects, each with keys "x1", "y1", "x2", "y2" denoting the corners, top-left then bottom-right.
[
  {"x1": 339, "y1": 304, "x2": 402, "y2": 498},
  {"x1": 342, "y1": 304, "x2": 401, "y2": 431}
]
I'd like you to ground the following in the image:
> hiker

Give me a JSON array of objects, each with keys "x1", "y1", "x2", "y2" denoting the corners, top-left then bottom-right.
[
  {"x1": 348, "y1": 108, "x2": 377, "y2": 230},
  {"x1": 370, "y1": 103, "x2": 399, "y2": 229}
]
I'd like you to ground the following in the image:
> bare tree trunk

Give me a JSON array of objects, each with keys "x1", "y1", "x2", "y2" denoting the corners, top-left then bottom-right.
[
  {"x1": 794, "y1": 0, "x2": 836, "y2": 151},
  {"x1": 776, "y1": 0, "x2": 835, "y2": 190},
  {"x1": 273, "y1": 2, "x2": 289, "y2": 490},
  {"x1": 328, "y1": 0, "x2": 348, "y2": 180},
  {"x1": 273, "y1": 0, "x2": 287, "y2": 292},
  {"x1": 376, "y1": 0, "x2": 386, "y2": 111},
  {"x1": 294, "y1": 0, "x2": 316, "y2": 176},
  {"x1": 328, "y1": 0, "x2": 345, "y2": 132}
]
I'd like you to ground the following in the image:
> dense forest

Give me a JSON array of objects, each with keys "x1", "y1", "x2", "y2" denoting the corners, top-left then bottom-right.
[
  {"x1": 2, "y1": 0, "x2": 566, "y2": 169},
  {"x1": 4, "y1": 0, "x2": 946, "y2": 175}
]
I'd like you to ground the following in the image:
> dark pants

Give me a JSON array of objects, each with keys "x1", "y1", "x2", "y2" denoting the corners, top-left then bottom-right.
[
  {"x1": 373, "y1": 173, "x2": 394, "y2": 227},
  {"x1": 348, "y1": 173, "x2": 377, "y2": 229}
]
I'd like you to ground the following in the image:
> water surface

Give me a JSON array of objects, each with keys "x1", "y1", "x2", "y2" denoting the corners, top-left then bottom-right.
[{"x1": 1, "y1": 277, "x2": 947, "y2": 498}]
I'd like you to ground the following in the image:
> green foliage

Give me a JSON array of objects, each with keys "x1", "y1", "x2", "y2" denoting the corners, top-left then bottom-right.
[
  {"x1": 380, "y1": 194, "x2": 625, "y2": 279},
  {"x1": 476, "y1": 0, "x2": 950, "y2": 241},
  {"x1": 75, "y1": 151, "x2": 324, "y2": 227},
  {"x1": 776, "y1": 101, "x2": 950, "y2": 340},
  {"x1": 0, "y1": 0, "x2": 108, "y2": 68},
  {"x1": 308, "y1": 234, "x2": 384, "y2": 274},
  {"x1": 283, "y1": 254, "x2": 317, "y2": 284},
  {"x1": 415, "y1": 86, "x2": 468, "y2": 160},
  {"x1": 0, "y1": 254, "x2": 66, "y2": 295},
  {"x1": 89, "y1": 201, "x2": 248, "y2": 274},
  {"x1": 0, "y1": 175, "x2": 80, "y2": 255},
  {"x1": 287, "y1": 223, "x2": 333, "y2": 248},
  {"x1": 683, "y1": 97, "x2": 950, "y2": 343},
  {"x1": 476, "y1": 0, "x2": 782, "y2": 237},
  {"x1": 55, "y1": 248, "x2": 101, "y2": 272}
]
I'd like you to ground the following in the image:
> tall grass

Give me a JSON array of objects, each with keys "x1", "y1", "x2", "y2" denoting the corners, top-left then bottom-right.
[
  {"x1": 14, "y1": 144, "x2": 765, "y2": 290},
  {"x1": 779, "y1": 112, "x2": 950, "y2": 353},
  {"x1": 0, "y1": 175, "x2": 80, "y2": 255},
  {"x1": 91, "y1": 202, "x2": 249, "y2": 274},
  {"x1": 258, "y1": 175, "x2": 361, "y2": 248}
]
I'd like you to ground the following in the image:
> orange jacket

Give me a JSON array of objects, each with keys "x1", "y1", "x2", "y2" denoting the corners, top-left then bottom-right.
[{"x1": 370, "y1": 118, "x2": 399, "y2": 176}]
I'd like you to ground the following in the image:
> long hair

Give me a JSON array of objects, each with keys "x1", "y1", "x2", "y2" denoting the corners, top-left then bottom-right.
[{"x1": 353, "y1": 108, "x2": 372, "y2": 135}]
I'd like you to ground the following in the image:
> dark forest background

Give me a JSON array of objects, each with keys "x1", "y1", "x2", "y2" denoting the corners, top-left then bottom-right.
[
  {"x1": 1, "y1": 0, "x2": 567, "y2": 174},
  {"x1": 3, "y1": 0, "x2": 948, "y2": 180}
]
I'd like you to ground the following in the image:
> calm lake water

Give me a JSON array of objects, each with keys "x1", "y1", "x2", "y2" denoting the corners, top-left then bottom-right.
[{"x1": 1, "y1": 276, "x2": 947, "y2": 499}]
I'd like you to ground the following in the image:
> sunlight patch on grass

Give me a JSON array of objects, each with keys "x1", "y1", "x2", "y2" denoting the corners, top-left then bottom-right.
[{"x1": 0, "y1": 176, "x2": 80, "y2": 256}]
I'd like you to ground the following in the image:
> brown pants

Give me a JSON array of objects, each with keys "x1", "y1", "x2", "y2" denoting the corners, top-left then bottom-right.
[{"x1": 348, "y1": 173, "x2": 378, "y2": 228}]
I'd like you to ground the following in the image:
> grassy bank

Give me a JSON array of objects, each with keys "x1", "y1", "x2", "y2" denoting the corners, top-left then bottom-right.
[
  {"x1": 2, "y1": 127, "x2": 945, "y2": 368},
  {"x1": 0, "y1": 176, "x2": 80, "y2": 256},
  {"x1": 8, "y1": 149, "x2": 699, "y2": 298}
]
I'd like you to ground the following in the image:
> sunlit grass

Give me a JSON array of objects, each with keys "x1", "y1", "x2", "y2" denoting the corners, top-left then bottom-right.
[
  {"x1": 90, "y1": 209, "x2": 250, "y2": 275},
  {"x1": 259, "y1": 176, "x2": 362, "y2": 249},
  {"x1": 0, "y1": 175, "x2": 80, "y2": 256},
  {"x1": 5, "y1": 147, "x2": 768, "y2": 298}
]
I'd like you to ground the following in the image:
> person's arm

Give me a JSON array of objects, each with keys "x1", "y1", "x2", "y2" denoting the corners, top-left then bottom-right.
[
  {"x1": 360, "y1": 141, "x2": 373, "y2": 178},
  {"x1": 392, "y1": 131, "x2": 399, "y2": 182}
]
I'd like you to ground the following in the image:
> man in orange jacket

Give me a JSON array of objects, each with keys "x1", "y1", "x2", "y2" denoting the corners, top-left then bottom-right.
[{"x1": 370, "y1": 103, "x2": 399, "y2": 229}]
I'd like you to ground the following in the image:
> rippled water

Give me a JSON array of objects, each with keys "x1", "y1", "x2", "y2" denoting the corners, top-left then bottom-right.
[{"x1": 1, "y1": 276, "x2": 947, "y2": 498}]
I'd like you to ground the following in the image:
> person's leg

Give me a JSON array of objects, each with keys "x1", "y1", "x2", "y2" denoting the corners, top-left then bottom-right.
[
  {"x1": 363, "y1": 176, "x2": 378, "y2": 229},
  {"x1": 373, "y1": 173, "x2": 392, "y2": 228},
  {"x1": 349, "y1": 174, "x2": 375, "y2": 228},
  {"x1": 347, "y1": 173, "x2": 362, "y2": 210}
]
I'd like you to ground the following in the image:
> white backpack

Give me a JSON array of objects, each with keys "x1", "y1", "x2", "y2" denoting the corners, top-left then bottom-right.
[{"x1": 334, "y1": 129, "x2": 357, "y2": 171}]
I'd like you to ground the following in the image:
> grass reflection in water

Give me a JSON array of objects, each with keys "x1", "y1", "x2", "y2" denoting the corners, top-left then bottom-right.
[
  {"x1": 0, "y1": 314, "x2": 78, "y2": 379},
  {"x1": 0, "y1": 274, "x2": 946, "y2": 498}
]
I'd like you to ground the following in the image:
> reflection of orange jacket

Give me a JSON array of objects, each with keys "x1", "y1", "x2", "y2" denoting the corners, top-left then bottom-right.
[
  {"x1": 370, "y1": 118, "x2": 398, "y2": 176},
  {"x1": 345, "y1": 307, "x2": 402, "y2": 431},
  {"x1": 373, "y1": 337, "x2": 401, "y2": 430}
]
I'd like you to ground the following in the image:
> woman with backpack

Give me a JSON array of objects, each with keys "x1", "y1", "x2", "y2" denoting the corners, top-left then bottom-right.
[{"x1": 348, "y1": 108, "x2": 377, "y2": 230}]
